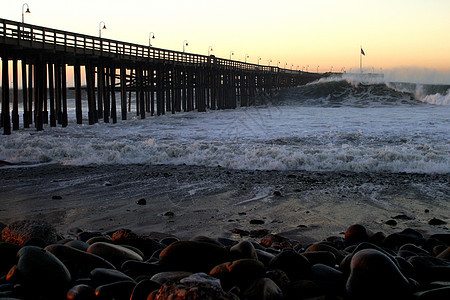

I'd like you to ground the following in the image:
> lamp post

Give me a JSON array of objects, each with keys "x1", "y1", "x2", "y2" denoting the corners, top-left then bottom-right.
[
  {"x1": 22, "y1": 3, "x2": 30, "y2": 23},
  {"x1": 229, "y1": 51, "x2": 234, "y2": 60},
  {"x1": 277, "y1": 61, "x2": 280, "y2": 68},
  {"x1": 257, "y1": 57, "x2": 261, "y2": 65},
  {"x1": 208, "y1": 46, "x2": 213, "y2": 56},
  {"x1": 183, "y1": 40, "x2": 188, "y2": 52},
  {"x1": 99, "y1": 21, "x2": 107, "y2": 38},
  {"x1": 317, "y1": 65, "x2": 319, "y2": 73},
  {"x1": 149, "y1": 32, "x2": 155, "y2": 47},
  {"x1": 268, "y1": 59, "x2": 272, "y2": 67},
  {"x1": 306, "y1": 65, "x2": 309, "y2": 72},
  {"x1": 245, "y1": 54, "x2": 249, "y2": 63},
  {"x1": 284, "y1": 62, "x2": 287, "y2": 69}
]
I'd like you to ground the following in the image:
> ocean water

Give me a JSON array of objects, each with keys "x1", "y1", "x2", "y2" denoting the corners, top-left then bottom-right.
[{"x1": 0, "y1": 75, "x2": 449, "y2": 174}]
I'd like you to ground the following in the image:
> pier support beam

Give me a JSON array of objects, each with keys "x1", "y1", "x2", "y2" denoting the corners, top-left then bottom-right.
[{"x1": 1, "y1": 55, "x2": 11, "y2": 135}]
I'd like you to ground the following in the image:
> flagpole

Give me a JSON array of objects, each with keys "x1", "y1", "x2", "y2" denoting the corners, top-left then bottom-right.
[{"x1": 360, "y1": 45, "x2": 362, "y2": 73}]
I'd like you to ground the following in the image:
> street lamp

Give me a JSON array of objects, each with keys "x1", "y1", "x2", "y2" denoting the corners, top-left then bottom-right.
[
  {"x1": 277, "y1": 61, "x2": 280, "y2": 67},
  {"x1": 229, "y1": 51, "x2": 234, "y2": 60},
  {"x1": 149, "y1": 32, "x2": 155, "y2": 47},
  {"x1": 257, "y1": 56, "x2": 261, "y2": 65},
  {"x1": 284, "y1": 62, "x2": 287, "y2": 69},
  {"x1": 183, "y1": 40, "x2": 188, "y2": 52},
  {"x1": 245, "y1": 54, "x2": 249, "y2": 63},
  {"x1": 208, "y1": 46, "x2": 213, "y2": 56},
  {"x1": 22, "y1": 3, "x2": 30, "y2": 23},
  {"x1": 306, "y1": 65, "x2": 309, "y2": 72},
  {"x1": 268, "y1": 59, "x2": 272, "y2": 66},
  {"x1": 99, "y1": 21, "x2": 107, "y2": 38},
  {"x1": 317, "y1": 65, "x2": 319, "y2": 73}
]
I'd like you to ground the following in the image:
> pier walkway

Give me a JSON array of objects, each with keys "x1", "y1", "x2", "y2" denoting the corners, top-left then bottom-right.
[{"x1": 0, "y1": 18, "x2": 324, "y2": 135}]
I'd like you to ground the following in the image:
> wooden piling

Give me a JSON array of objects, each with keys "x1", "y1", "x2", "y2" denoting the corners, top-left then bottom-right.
[
  {"x1": 12, "y1": 58, "x2": 19, "y2": 130},
  {"x1": 120, "y1": 65, "x2": 127, "y2": 120},
  {"x1": 22, "y1": 59, "x2": 29, "y2": 128},
  {"x1": 1, "y1": 55, "x2": 11, "y2": 135},
  {"x1": 110, "y1": 67, "x2": 117, "y2": 123}
]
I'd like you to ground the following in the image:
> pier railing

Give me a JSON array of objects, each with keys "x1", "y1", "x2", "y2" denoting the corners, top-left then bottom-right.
[{"x1": 0, "y1": 18, "x2": 284, "y2": 73}]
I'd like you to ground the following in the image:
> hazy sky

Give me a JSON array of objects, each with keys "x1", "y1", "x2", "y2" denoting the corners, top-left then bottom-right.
[{"x1": 1, "y1": 0, "x2": 450, "y2": 82}]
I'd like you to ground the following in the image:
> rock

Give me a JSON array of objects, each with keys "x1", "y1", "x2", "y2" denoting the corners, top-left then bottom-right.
[
  {"x1": 190, "y1": 236, "x2": 224, "y2": 247},
  {"x1": 86, "y1": 236, "x2": 112, "y2": 245},
  {"x1": 250, "y1": 219, "x2": 265, "y2": 225},
  {"x1": 45, "y1": 244, "x2": 115, "y2": 278},
  {"x1": 150, "y1": 271, "x2": 192, "y2": 285},
  {"x1": 112, "y1": 230, "x2": 163, "y2": 259},
  {"x1": 8, "y1": 246, "x2": 71, "y2": 298},
  {"x1": 230, "y1": 240, "x2": 257, "y2": 260},
  {"x1": 77, "y1": 231, "x2": 104, "y2": 242},
  {"x1": 232, "y1": 228, "x2": 250, "y2": 237},
  {"x1": 255, "y1": 249, "x2": 276, "y2": 267},
  {"x1": 65, "y1": 240, "x2": 90, "y2": 251},
  {"x1": 159, "y1": 237, "x2": 180, "y2": 247},
  {"x1": 136, "y1": 198, "x2": 146, "y2": 205},
  {"x1": 242, "y1": 278, "x2": 284, "y2": 300},
  {"x1": 260, "y1": 234, "x2": 289, "y2": 248},
  {"x1": 149, "y1": 275, "x2": 238, "y2": 299},
  {"x1": 209, "y1": 259, "x2": 265, "y2": 290},
  {"x1": 159, "y1": 241, "x2": 228, "y2": 273},
  {"x1": 392, "y1": 214, "x2": 413, "y2": 220},
  {"x1": 89, "y1": 268, "x2": 135, "y2": 285},
  {"x1": 95, "y1": 280, "x2": 136, "y2": 299},
  {"x1": 301, "y1": 251, "x2": 337, "y2": 267},
  {"x1": 385, "y1": 219, "x2": 397, "y2": 226},
  {"x1": 310, "y1": 264, "x2": 346, "y2": 295},
  {"x1": 87, "y1": 242, "x2": 143, "y2": 268},
  {"x1": 52, "y1": 195, "x2": 63, "y2": 200},
  {"x1": 399, "y1": 243, "x2": 430, "y2": 256},
  {"x1": 121, "y1": 260, "x2": 160, "y2": 279},
  {"x1": 217, "y1": 237, "x2": 238, "y2": 248},
  {"x1": 346, "y1": 248, "x2": 412, "y2": 299},
  {"x1": 0, "y1": 242, "x2": 21, "y2": 273},
  {"x1": 383, "y1": 228, "x2": 424, "y2": 250},
  {"x1": 269, "y1": 250, "x2": 311, "y2": 281},
  {"x1": 408, "y1": 255, "x2": 450, "y2": 282},
  {"x1": 305, "y1": 242, "x2": 344, "y2": 262},
  {"x1": 412, "y1": 287, "x2": 450, "y2": 299},
  {"x1": 344, "y1": 224, "x2": 368, "y2": 246},
  {"x1": 284, "y1": 280, "x2": 323, "y2": 299},
  {"x1": 130, "y1": 279, "x2": 161, "y2": 300},
  {"x1": 429, "y1": 218, "x2": 447, "y2": 226},
  {"x1": 249, "y1": 229, "x2": 270, "y2": 238},
  {"x1": 429, "y1": 234, "x2": 450, "y2": 245},
  {"x1": 164, "y1": 211, "x2": 174, "y2": 217},
  {"x1": 437, "y1": 247, "x2": 450, "y2": 260},
  {"x1": 1, "y1": 220, "x2": 57, "y2": 246},
  {"x1": 66, "y1": 284, "x2": 96, "y2": 300}
]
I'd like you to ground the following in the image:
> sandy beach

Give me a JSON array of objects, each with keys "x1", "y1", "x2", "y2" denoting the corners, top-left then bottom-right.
[{"x1": 1, "y1": 164, "x2": 448, "y2": 242}]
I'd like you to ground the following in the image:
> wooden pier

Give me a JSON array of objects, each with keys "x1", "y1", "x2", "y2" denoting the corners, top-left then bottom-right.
[{"x1": 0, "y1": 18, "x2": 324, "y2": 135}]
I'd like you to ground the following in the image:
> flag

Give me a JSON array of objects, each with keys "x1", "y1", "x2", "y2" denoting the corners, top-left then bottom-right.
[{"x1": 361, "y1": 48, "x2": 365, "y2": 56}]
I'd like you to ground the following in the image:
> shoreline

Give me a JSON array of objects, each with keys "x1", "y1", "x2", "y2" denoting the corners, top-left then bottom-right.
[{"x1": 0, "y1": 163, "x2": 448, "y2": 241}]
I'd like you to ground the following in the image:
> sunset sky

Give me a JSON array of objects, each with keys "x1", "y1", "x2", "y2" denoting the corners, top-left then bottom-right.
[{"x1": 1, "y1": 0, "x2": 450, "y2": 83}]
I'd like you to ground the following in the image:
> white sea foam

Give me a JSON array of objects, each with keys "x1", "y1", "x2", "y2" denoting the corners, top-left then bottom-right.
[{"x1": 1, "y1": 98, "x2": 448, "y2": 173}]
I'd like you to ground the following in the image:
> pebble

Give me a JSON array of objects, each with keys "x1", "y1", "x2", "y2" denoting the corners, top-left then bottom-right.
[
  {"x1": 242, "y1": 277, "x2": 284, "y2": 300},
  {"x1": 87, "y1": 242, "x2": 143, "y2": 268},
  {"x1": 249, "y1": 219, "x2": 265, "y2": 225},
  {"x1": 269, "y1": 249, "x2": 311, "y2": 281},
  {"x1": 136, "y1": 198, "x2": 147, "y2": 205},
  {"x1": 428, "y1": 218, "x2": 447, "y2": 226},
  {"x1": 344, "y1": 224, "x2": 369, "y2": 246},
  {"x1": 230, "y1": 240, "x2": 257, "y2": 260},
  {"x1": 346, "y1": 248, "x2": 412, "y2": 299}
]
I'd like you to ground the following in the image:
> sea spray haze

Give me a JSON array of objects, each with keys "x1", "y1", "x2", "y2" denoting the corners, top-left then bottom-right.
[{"x1": 0, "y1": 76, "x2": 449, "y2": 174}]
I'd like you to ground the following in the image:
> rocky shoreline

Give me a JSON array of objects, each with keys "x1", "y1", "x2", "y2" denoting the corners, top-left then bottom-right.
[{"x1": 1, "y1": 219, "x2": 450, "y2": 299}]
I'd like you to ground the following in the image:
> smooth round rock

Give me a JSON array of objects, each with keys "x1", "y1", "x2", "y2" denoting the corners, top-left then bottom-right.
[
  {"x1": 344, "y1": 224, "x2": 368, "y2": 246},
  {"x1": 130, "y1": 279, "x2": 161, "y2": 300},
  {"x1": 87, "y1": 242, "x2": 143, "y2": 268},
  {"x1": 437, "y1": 247, "x2": 450, "y2": 260},
  {"x1": 1, "y1": 220, "x2": 57, "y2": 246},
  {"x1": 95, "y1": 280, "x2": 136, "y2": 299},
  {"x1": 269, "y1": 250, "x2": 311, "y2": 281},
  {"x1": 150, "y1": 271, "x2": 193, "y2": 285},
  {"x1": 346, "y1": 248, "x2": 412, "y2": 299},
  {"x1": 65, "y1": 240, "x2": 90, "y2": 251},
  {"x1": 230, "y1": 240, "x2": 258, "y2": 260},
  {"x1": 301, "y1": 251, "x2": 337, "y2": 267},
  {"x1": 159, "y1": 241, "x2": 228, "y2": 273},
  {"x1": 242, "y1": 278, "x2": 284, "y2": 300},
  {"x1": 383, "y1": 228, "x2": 424, "y2": 250},
  {"x1": 66, "y1": 284, "x2": 96, "y2": 300},
  {"x1": 412, "y1": 287, "x2": 450, "y2": 299},
  {"x1": 90, "y1": 268, "x2": 135, "y2": 285},
  {"x1": 0, "y1": 242, "x2": 21, "y2": 273},
  {"x1": 210, "y1": 259, "x2": 265, "y2": 289},
  {"x1": 45, "y1": 244, "x2": 115, "y2": 278},
  {"x1": 408, "y1": 255, "x2": 450, "y2": 282},
  {"x1": 12, "y1": 246, "x2": 71, "y2": 297}
]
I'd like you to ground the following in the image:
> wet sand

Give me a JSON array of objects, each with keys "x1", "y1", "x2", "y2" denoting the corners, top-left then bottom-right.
[{"x1": 0, "y1": 164, "x2": 448, "y2": 242}]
